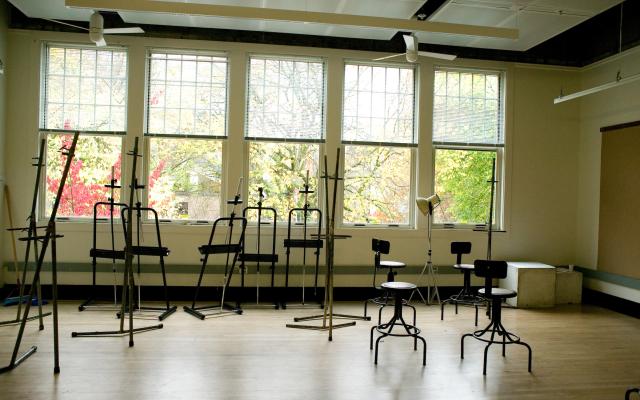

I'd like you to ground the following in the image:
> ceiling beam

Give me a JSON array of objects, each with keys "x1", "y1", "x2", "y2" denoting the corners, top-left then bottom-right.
[{"x1": 65, "y1": 0, "x2": 519, "y2": 40}]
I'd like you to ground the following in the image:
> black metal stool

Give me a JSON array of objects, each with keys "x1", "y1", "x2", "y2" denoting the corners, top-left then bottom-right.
[
  {"x1": 370, "y1": 281, "x2": 426, "y2": 365},
  {"x1": 461, "y1": 260, "x2": 532, "y2": 375},
  {"x1": 441, "y1": 242, "x2": 487, "y2": 326},
  {"x1": 363, "y1": 239, "x2": 406, "y2": 321}
]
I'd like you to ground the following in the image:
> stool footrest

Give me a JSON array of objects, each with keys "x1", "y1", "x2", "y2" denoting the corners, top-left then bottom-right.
[
  {"x1": 283, "y1": 239, "x2": 323, "y2": 248},
  {"x1": 199, "y1": 244, "x2": 241, "y2": 255},
  {"x1": 90, "y1": 248, "x2": 126, "y2": 260},
  {"x1": 239, "y1": 253, "x2": 278, "y2": 263},
  {"x1": 130, "y1": 246, "x2": 170, "y2": 257}
]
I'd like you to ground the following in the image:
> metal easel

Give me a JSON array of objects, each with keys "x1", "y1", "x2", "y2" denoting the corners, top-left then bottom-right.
[
  {"x1": 282, "y1": 170, "x2": 323, "y2": 309},
  {"x1": 1, "y1": 142, "x2": 51, "y2": 327},
  {"x1": 287, "y1": 150, "x2": 366, "y2": 341},
  {"x1": 184, "y1": 179, "x2": 247, "y2": 319},
  {"x1": 239, "y1": 187, "x2": 279, "y2": 309},
  {"x1": 78, "y1": 168, "x2": 126, "y2": 312},
  {"x1": 0, "y1": 132, "x2": 78, "y2": 374},
  {"x1": 72, "y1": 137, "x2": 164, "y2": 345}
]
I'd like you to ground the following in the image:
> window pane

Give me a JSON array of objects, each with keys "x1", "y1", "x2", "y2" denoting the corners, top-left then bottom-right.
[
  {"x1": 146, "y1": 51, "x2": 228, "y2": 136},
  {"x1": 433, "y1": 149, "x2": 495, "y2": 225},
  {"x1": 342, "y1": 63, "x2": 415, "y2": 144},
  {"x1": 246, "y1": 56, "x2": 325, "y2": 140},
  {"x1": 343, "y1": 145, "x2": 411, "y2": 225},
  {"x1": 45, "y1": 133, "x2": 122, "y2": 218},
  {"x1": 148, "y1": 138, "x2": 222, "y2": 220},
  {"x1": 248, "y1": 142, "x2": 319, "y2": 223},
  {"x1": 433, "y1": 69, "x2": 503, "y2": 146},
  {"x1": 43, "y1": 45, "x2": 127, "y2": 132}
]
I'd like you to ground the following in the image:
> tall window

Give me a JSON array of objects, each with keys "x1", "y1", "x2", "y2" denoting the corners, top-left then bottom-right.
[
  {"x1": 341, "y1": 62, "x2": 416, "y2": 226},
  {"x1": 246, "y1": 55, "x2": 325, "y2": 222},
  {"x1": 41, "y1": 44, "x2": 127, "y2": 218},
  {"x1": 432, "y1": 68, "x2": 504, "y2": 228},
  {"x1": 145, "y1": 50, "x2": 227, "y2": 221}
]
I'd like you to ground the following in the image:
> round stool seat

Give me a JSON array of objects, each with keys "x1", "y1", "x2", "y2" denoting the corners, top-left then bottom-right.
[
  {"x1": 478, "y1": 287, "x2": 517, "y2": 299},
  {"x1": 381, "y1": 281, "x2": 416, "y2": 291},
  {"x1": 379, "y1": 260, "x2": 405, "y2": 269},
  {"x1": 453, "y1": 263, "x2": 474, "y2": 271}
]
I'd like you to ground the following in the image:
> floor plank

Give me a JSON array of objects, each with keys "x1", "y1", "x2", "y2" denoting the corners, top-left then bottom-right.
[{"x1": 0, "y1": 302, "x2": 638, "y2": 400}]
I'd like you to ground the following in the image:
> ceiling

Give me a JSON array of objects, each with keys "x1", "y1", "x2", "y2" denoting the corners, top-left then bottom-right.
[{"x1": 6, "y1": 0, "x2": 640, "y2": 66}]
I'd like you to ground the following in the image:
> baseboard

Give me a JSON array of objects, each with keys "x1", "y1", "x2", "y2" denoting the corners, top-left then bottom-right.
[
  {"x1": 1, "y1": 284, "x2": 466, "y2": 304},
  {"x1": 582, "y1": 288, "x2": 639, "y2": 319}
]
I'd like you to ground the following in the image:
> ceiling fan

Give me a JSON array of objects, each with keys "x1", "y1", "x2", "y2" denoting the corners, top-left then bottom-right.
[
  {"x1": 374, "y1": 34, "x2": 456, "y2": 62},
  {"x1": 47, "y1": 11, "x2": 144, "y2": 47}
]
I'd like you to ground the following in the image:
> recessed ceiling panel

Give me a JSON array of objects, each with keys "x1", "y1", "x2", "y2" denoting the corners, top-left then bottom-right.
[
  {"x1": 119, "y1": 11, "x2": 399, "y2": 40},
  {"x1": 423, "y1": 0, "x2": 623, "y2": 51},
  {"x1": 9, "y1": 0, "x2": 94, "y2": 20}
]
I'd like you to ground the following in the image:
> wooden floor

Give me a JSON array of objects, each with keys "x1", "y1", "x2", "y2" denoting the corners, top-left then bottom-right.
[{"x1": 0, "y1": 301, "x2": 638, "y2": 400}]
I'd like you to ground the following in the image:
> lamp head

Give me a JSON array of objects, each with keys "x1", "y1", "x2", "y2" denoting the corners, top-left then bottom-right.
[{"x1": 416, "y1": 194, "x2": 440, "y2": 216}]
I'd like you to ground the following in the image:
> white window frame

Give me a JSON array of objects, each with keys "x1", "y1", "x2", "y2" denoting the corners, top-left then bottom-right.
[
  {"x1": 143, "y1": 48, "x2": 230, "y2": 223},
  {"x1": 244, "y1": 54, "x2": 328, "y2": 225},
  {"x1": 340, "y1": 60, "x2": 418, "y2": 228},
  {"x1": 431, "y1": 67, "x2": 505, "y2": 230},
  {"x1": 39, "y1": 42, "x2": 128, "y2": 221}
]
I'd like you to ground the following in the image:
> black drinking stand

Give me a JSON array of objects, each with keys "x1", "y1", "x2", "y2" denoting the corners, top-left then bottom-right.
[
  {"x1": 184, "y1": 180, "x2": 247, "y2": 319},
  {"x1": 79, "y1": 169, "x2": 126, "y2": 312},
  {"x1": 282, "y1": 171, "x2": 323, "y2": 309},
  {"x1": 239, "y1": 187, "x2": 279, "y2": 309}
]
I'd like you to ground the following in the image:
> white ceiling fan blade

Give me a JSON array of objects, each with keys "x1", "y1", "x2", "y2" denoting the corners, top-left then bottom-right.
[
  {"x1": 403, "y1": 34, "x2": 417, "y2": 53},
  {"x1": 43, "y1": 18, "x2": 89, "y2": 31},
  {"x1": 103, "y1": 27, "x2": 145, "y2": 34},
  {"x1": 373, "y1": 53, "x2": 406, "y2": 61},
  {"x1": 418, "y1": 51, "x2": 457, "y2": 61},
  {"x1": 95, "y1": 38, "x2": 107, "y2": 47}
]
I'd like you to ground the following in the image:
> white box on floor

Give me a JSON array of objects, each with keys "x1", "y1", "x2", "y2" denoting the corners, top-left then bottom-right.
[
  {"x1": 501, "y1": 262, "x2": 556, "y2": 308},
  {"x1": 555, "y1": 269, "x2": 583, "y2": 304}
]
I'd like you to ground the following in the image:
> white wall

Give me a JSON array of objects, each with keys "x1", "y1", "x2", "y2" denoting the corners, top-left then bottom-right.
[
  {"x1": 576, "y1": 46, "x2": 640, "y2": 302},
  {"x1": 2, "y1": 28, "x2": 582, "y2": 288},
  {"x1": 0, "y1": 1, "x2": 9, "y2": 287}
]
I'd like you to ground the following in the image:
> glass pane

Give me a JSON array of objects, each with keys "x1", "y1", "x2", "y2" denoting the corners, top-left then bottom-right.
[
  {"x1": 148, "y1": 138, "x2": 222, "y2": 220},
  {"x1": 246, "y1": 56, "x2": 324, "y2": 140},
  {"x1": 433, "y1": 148, "x2": 496, "y2": 225},
  {"x1": 248, "y1": 142, "x2": 319, "y2": 223},
  {"x1": 45, "y1": 133, "x2": 122, "y2": 218},
  {"x1": 342, "y1": 63, "x2": 414, "y2": 144},
  {"x1": 146, "y1": 51, "x2": 228, "y2": 136},
  {"x1": 343, "y1": 145, "x2": 411, "y2": 225},
  {"x1": 43, "y1": 45, "x2": 127, "y2": 132},
  {"x1": 433, "y1": 69, "x2": 503, "y2": 145}
]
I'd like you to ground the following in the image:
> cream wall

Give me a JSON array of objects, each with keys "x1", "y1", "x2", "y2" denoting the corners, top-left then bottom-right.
[
  {"x1": 0, "y1": 2, "x2": 9, "y2": 287},
  {"x1": 576, "y1": 46, "x2": 640, "y2": 302},
  {"x1": 2, "y1": 28, "x2": 582, "y2": 288}
]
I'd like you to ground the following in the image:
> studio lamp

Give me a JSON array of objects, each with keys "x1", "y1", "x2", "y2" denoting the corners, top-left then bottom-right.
[{"x1": 411, "y1": 194, "x2": 441, "y2": 305}]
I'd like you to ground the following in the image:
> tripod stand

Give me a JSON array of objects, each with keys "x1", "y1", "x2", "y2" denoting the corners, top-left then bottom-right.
[
  {"x1": 1, "y1": 147, "x2": 51, "y2": 328},
  {"x1": 286, "y1": 150, "x2": 366, "y2": 341},
  {"x1": 0, "y1": 133, "x2": 78, "y2": 374},
  {"x1": 410, "y1": 195, "x2": 441, "y2": 305},
  {"x1": 72, "y1": 137, "x2": 163, "y2": 344}
]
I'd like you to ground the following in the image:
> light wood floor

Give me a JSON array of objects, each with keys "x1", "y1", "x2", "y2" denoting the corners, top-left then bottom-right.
[{"x1": 0, "y1": 301, "x2": 638, "y2": 400}]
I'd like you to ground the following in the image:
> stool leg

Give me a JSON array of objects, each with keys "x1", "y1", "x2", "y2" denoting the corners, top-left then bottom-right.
[
  {"x1": 483, "y1": 342, "x2": 493, "y2": 375},
  {"x1": 416, "y1": 335, "x2": 427, "y2": 366},
  {"x1": 461, "y1": 333, "x2": 471, "y2": 359},
  {"x1": 363, "y1": 300, "x2": 368, "y2": 319},
  {"x1": 374, "y1": 334, "x2": 384, "y2": 364},
  {"x1": 502, "y1": 331, "x2": 506, "y2": 357},
  {"x1": 370, "y1": 325, "x2": 376, "y2": 350},
  {"x1": 441, "y1": 301, "x2": 445, "y2": 321},
  {"x1": 455, "y1": 300, "x2": 458, "y2": 315},
  {"x1": 475, "y1": 305, "x2": 478, "y2": 326}
]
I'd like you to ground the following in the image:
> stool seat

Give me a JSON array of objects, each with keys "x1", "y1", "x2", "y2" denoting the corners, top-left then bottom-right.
[
  {"x1": 453, "y1": 263, "x2": 475, "y2": 271},
  {"x1": 478, "y1": 287, "x2": 517, "y2": 299},
  {"x1": 381, "y1": 281, "x2": 416, "y2": 291},
  {"x1": 379, "y1": 260, "x2": 405, "y2": 269}
]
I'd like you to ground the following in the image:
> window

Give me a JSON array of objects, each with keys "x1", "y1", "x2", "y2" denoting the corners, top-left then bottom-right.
[
  {"x1": 432, "y1": 68, "x2": 504, "y2": 227},
  {"x1": 341, "y1": 62, "x2": 416, "y2": 226},
  {"x1": 41, "y1": 44, "x2": 127, "y2": 218},
  {"x1": 145, "y1": 50, "x2": 227, "y2": 221},
  {"x1": 246, "y1": 55, "x2": 325, "y2": 222}
]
